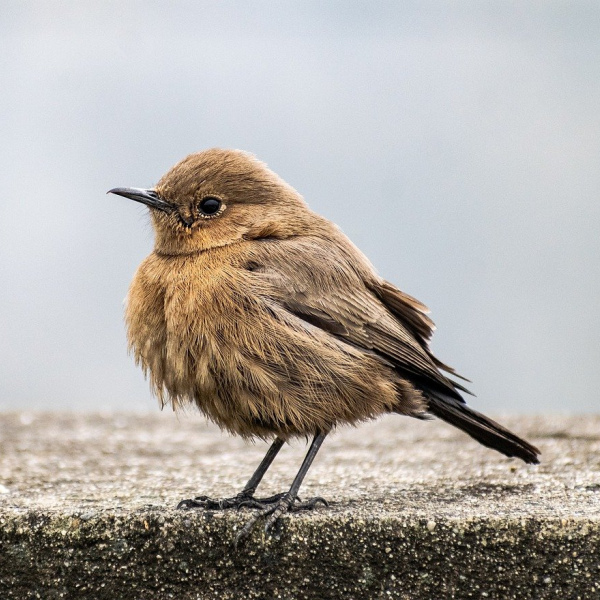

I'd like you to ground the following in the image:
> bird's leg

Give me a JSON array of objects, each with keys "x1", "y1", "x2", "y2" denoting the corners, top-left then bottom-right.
[
  {"x1": 177, "y1": 437, "x2": 285, "y2": 510},
  {"x1": 236, "y1": 431, "x2": 329, "y2": 544}
]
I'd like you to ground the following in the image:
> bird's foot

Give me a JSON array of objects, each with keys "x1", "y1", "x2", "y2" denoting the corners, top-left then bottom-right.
[
  {"x1": 176, "y1": 490, "x2": 287, "y2": 511},
  {"x1": 235, "y1": 492, "x2": 328, "y2": 545}
]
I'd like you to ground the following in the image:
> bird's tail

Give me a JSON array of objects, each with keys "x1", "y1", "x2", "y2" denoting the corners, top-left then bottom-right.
[{"x1": 427, "y1": 393, "x2": 540, "y2": 464}]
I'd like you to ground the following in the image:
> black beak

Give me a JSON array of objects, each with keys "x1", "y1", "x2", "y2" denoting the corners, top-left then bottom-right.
[{"x1": 107, "y1": 187, "x2": 173, "y2": 213}]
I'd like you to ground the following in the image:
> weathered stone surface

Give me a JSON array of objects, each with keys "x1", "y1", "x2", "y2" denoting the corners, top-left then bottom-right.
[{"x1": 0, "y1": 412, "x2": 599, "y2": 599}]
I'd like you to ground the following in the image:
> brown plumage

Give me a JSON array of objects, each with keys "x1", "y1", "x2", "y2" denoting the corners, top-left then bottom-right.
[{"x1": 109, "y1": 148, "x2": 539, "y2": 542}]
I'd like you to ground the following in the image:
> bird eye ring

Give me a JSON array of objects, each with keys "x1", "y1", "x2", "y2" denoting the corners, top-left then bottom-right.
[{"x1": 197, "y1": 196, "x2": 225, "y2": 219}]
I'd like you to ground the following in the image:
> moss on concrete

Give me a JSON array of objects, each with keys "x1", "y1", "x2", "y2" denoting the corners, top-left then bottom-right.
[{"x1": 1, "y1": 509, "x2": 599, "y2": 599}]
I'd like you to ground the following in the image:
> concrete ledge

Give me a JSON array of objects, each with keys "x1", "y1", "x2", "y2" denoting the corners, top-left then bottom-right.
[{"x1": 1, "y1": 413, "x2": 599, "y2": 599}]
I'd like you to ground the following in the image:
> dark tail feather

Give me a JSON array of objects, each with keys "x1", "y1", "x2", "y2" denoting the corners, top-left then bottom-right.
[{"x1": 427, "y1": 395, "x2": 540, "y2": 464}]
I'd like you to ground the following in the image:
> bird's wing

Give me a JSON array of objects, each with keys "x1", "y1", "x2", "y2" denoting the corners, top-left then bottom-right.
[
  {"x1": 365, "y1": 279, "x2": 434, "y2": 346},
  {"x1": 367, "y1": 278, "x2": 471, "y2": 384},
  {"x1": 247, "y1": 236, "x2": 466, "y2": 400}
]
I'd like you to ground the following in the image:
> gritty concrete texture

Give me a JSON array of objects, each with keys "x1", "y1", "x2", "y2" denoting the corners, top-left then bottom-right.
[{"x1": 0, "y1": 412, "x2": 599, "y2": 599}]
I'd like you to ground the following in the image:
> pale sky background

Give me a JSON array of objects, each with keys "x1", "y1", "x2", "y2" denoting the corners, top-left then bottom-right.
[{"x1": 0, "y1": 1, "x2": 598, "y2": 413}]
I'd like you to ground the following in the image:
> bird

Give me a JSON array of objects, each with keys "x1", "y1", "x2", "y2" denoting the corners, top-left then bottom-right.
[{"x1": 108, "y1": 148, "x2": 540, "y2": 542}]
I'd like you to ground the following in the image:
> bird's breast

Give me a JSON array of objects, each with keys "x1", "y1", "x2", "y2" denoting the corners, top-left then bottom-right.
[{"x1": 125, "y1": 252, "x2": 229, "y2": 411}]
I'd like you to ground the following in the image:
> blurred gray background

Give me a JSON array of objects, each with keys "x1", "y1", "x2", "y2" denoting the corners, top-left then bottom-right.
[{"x1": 1, "y1": 1, "x2": 598, "y2": 413}]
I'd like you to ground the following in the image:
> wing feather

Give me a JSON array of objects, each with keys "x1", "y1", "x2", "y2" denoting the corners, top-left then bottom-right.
[{"x1": 247, "y1": 237, "x2": 467, "y2": 400}]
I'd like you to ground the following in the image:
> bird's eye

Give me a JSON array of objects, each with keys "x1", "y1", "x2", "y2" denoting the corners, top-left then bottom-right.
[{"x1": 198, "y1": 196, "x2": 222, "y2": 217}]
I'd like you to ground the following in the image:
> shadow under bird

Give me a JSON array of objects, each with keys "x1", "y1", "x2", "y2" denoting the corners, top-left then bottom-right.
[{"x1": 109, "y1": 149, "x2": 540, "y2": 543}]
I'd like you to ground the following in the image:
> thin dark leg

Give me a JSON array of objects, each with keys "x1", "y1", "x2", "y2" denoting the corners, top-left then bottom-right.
[
  {"x1": 282, "y1": 430, "x2": 326, "y2": 500},
  {"x1": 241, "y1": 437, "x2": 285, "y2": 496},
  {"x1": 236, "y1": 431, "x2": 329, "y2": 543},
  {"x1": 177, "y1": 437, "x2": 285, "y2": 510}
]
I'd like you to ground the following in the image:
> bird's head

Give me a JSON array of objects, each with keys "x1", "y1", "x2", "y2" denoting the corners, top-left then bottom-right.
[{"x1": 109, "y1": 149, "x2": 314, "y2": 255}]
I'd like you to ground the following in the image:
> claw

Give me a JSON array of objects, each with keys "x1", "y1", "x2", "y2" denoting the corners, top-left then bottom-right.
[
  {"x1": 234, "y1": 492, "x2": 329, "y2": 546},
  {"x1": 192, "y1": 495, "x2": 211, "y2": 502},
  {"x1": 176, "y1": 493, "x2": 247, "y2": 511},
  {"x1": 255, "y1": 492, "x2": 288, "y2": 504},
  {"x1": 176, "y1": 498, "x2": 203, "y2": 510},
  {"x1": 237, "y1": 492, "x2": 290, "y2": 511},
  {"x1": 264, "y1": 502, "x2": 289, "y2": 533},
  {"x1": 177, "y1": 490, "x2": 298, "y2": 513},
  {"x1": 291, "y1": 496, "x2": 328, "y2": 511},
  {"x1": 235, "y1": 513, "x2": 261, "y2": 545},
  {"x1": 237, "y1": 499, "x2": 265, "y2": 510}
]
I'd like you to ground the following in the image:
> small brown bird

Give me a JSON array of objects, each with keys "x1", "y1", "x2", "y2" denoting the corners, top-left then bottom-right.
[{"x1": 109, "y1": 149, "x2": 539, "y2": 541}]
